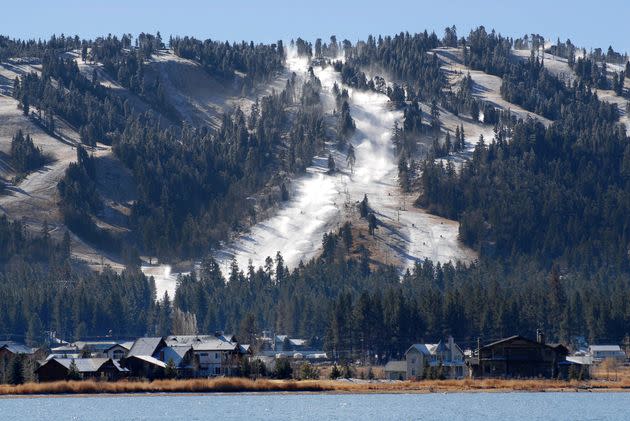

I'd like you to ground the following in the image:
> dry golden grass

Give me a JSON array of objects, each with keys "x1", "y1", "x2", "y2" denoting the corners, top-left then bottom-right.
[
  {"x1": 591, "y1": 363, "x2": 630, "y2": 382},
  {"x1": 0, "y1": 378, "x2": 330, "y2": 396},
  {"x1": 2, "y1": 376, "x2": 630, "y2": 396}
]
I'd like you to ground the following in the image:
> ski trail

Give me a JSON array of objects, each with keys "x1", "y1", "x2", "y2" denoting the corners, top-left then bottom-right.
[
  {"x1": 214, "y1": 52, "x2": 345, "y2": 273},
  {"x1": 216, "y1": 50, "x2": 476, "y2": 274}
]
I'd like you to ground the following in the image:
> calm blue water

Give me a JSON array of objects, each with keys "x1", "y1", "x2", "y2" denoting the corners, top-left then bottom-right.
[{"x1": 0, "y1": 392, "x2": 628, "y2": 420}]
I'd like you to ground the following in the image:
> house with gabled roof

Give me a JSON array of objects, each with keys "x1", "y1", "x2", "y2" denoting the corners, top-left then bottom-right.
[
  {"x1": 162, "y1": 344, "x2": 194, "y2": 374},
  {"x1": 588, "y1": 345, "x2": 626, "y2": 363},
  {"x1": 163, "y1": 334, "x2": 250, "y2": 376},
  {"x1": 405, "y1": 336, "x2": 466, "y2": 379},
  {"x1": 35, "y1": 358, "x2": 129, "y2": 382},
  {"x1": 123, "y1": 355, "x2": 167, "y2": 379},
  {"x1": 126, "y1": 337, "x2": 168, "y2": 359},
  {"x1": 0, "y1": 341, "x2": 37, "y2": 360},
  {"x1": 104, "y1": 342, "x2": 133, "y2": 360},
  {"x1": 467, "y1": 332, "x2": 569, "y2": 378}
]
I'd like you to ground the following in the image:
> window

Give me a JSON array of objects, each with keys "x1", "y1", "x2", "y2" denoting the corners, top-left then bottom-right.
[
  {"x1": 215, "y1": 353, "x2": 219, "y2": 359},
  {"x1": 214, "y1": 367, "x2": 220, "y2": 375},
  {"x1": 411, "y1": 357, "x2": 416, "y2": 364},
  {"x1": 200, "y1": 353, "x2": 208, "y2": 357}
]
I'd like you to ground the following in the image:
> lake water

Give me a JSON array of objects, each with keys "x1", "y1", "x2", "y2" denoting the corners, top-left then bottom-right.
[{"x1": 0, "y1": 392, "x2": 628, "y2": 420}]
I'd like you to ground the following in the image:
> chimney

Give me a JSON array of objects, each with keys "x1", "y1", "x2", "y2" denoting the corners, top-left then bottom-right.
[
  {"x1": 536, "y1": 329, "x2": 545, "y2": 344},
  {"x1": 448, "y1": 335, "x2": 455, "y2": 362}
]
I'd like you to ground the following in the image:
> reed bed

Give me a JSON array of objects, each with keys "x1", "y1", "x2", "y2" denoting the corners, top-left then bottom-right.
[
  {"x1": 1, "y1": 377, "x2": 629, "y2": 396},
  {"x1": 0, "y1": 378, "x2": 331, "y2": 396}
]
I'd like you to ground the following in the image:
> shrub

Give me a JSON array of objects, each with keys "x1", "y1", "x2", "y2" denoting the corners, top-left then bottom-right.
[{"x1": 273, "y1": 357, "x2": 293, "y2": 379}]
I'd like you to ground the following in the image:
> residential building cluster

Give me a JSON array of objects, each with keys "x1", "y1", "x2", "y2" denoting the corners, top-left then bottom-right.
[{"x1": 0, "y1": 330, "x2": 628, "y2": 383}]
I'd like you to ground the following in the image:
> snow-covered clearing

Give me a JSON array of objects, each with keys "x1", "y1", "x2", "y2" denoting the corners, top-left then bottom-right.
[
  {"x1": 596, "y1": 89, "x2": 630, "y2": 136},
  {"x1": 512, "y1": 49, "x2": 576, "y2": 84},
  {"x1": 146, "y1": 51, "x2": 286, "y2": 129},
  {"x1": 212, "y1": 49, "x2": 475, "y2": 279},
  {"x1": 433, "y1": 47, "x2": 552, "y2": 127},
  {"x1": 63, "y1": 50, "x2": 156, "y2": 118},
  {"x1": 512, "y1": 49, "x2": 630, "y2": 136},
  {"x1": 595, "y1": 60, "x2": 630, "y2": 137}
]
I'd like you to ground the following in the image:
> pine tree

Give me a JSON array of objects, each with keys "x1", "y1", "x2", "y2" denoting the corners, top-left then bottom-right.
[
  {"x1": 165, "y1": 358, "x2": 177, "y2": 379},
  {"x1": 346, "y1": 144, "x2": 356, "y2": 173},
  {"x1": 359, "y1": 194, "x2": 369, "y2": 218},
  {"x1": 470, "y1": 100, "x2": 479, "y2": 122},
  {"x1": 280, "y1": 183, "x2": 289, "y2": 201},
  {"x1": 430, "y1": 100, "x2": 440, "y2": 130},
  {"x1": 327, "y1": 154, "x2": 336, "y2": 173},
  {"x1": 454, "y1": 126, "x2": 461, "y2": 152},
  {"x1": 339, "y1": 222, "x2": 353, "y2": 251},
  {"x1": 22, "y1": 94, "x2": 29, "y2": 116},
  {"x1": 26, "y1": 315, "x2": 43, "y2": 347},
  {"x1": 7, "y1": 356, "x2": 24, "y2": 385},
  {"x1": 368, "y1": 213, "x2": 378, "y2": 236},
  {"x1": 67, "y1": 360, "x2": 81, "y2": 381}
]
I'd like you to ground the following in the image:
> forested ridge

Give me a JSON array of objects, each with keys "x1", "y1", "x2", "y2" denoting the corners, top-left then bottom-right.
[
  {"x1": 1, "y1": 28, "x2": 630, "y2": 354},
  {"x1": 10, "y1": 35, "x2": 326, "y2": 259},
  {"x1": 171, "y1": 36, "x2": 285, "y2": 93},
  {"x1": 420, "y1": 27, "x2": 630, "y2": 269}
]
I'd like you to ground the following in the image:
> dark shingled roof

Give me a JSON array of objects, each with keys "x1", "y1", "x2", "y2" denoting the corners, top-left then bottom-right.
[
  {"x1": 481, "y1": 335, "x2": 567, "y2": 353},
  {"x1": 0, "y1": 341, "x2": 35, "y2": 355},
  {"x1": 37, "y1": 358, "x2": 129, "y2": 373}
]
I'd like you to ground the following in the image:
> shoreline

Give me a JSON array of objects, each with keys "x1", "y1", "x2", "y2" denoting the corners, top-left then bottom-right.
[{"x1": 1, "y1": 378, "x2": 629, "y2": 398}]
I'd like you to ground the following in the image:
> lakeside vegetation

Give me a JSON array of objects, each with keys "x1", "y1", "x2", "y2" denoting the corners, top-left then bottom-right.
[{"x1": 1, "y1": 376, "x2": 630, "y2": 396}]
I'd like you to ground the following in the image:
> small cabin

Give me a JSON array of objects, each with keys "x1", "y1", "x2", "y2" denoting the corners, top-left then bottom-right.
[{"x1": 383, "y1": 360, "x2": 407, "y2": 380}]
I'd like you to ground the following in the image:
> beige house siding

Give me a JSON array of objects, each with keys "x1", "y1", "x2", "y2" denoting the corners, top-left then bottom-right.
[
  {"x1": 406, "y1": 348, "x2": 425, "y2": 379},
  {"x1": 405, "y1": 338, "x2": 467, "y2": 379}
]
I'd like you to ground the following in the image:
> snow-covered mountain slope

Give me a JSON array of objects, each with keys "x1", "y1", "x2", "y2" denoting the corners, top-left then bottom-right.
[
  {"x1": 433, "y1": 47, "x2": 552, "y2": 127},
  {"x1": 145, "y1": 50, "x2": 287, "y2": 129},
  {"x1": 512, "y1": 49, "x2": 577, "y2": 83},
  {"x1": 511, "y1": 48, "x2": 629, "y2": 136},
  {"x1": 213, "y1": 50, "x2": 476, "y2": 276}
]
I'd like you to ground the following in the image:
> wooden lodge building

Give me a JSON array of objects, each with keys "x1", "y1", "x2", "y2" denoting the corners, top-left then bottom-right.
[
  {"x1": 468, "y1": 331, "x2": 569, "y2": 379},
  {"x1": 35, "y1": 358, "x2": 129, "y2": 382}
]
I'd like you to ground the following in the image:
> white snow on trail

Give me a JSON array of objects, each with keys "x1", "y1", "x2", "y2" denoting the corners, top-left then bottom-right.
[
  {"x1": 511, "y1": 48, "x2": 630, "y2": 136},
  {"x1": 215, "y1": 50, "x2": 475, "y2": 274},
  {"x1": 213, "y1": 53, "x2": 346, "y2": 273},
  {"x1": 433, "y1": 48, "x2": 552, "y2": 127}
]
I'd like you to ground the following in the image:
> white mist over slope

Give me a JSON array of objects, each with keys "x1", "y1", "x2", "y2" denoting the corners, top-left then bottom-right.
[{"x1": 215, "y1": 49, "x2": 475, "y2": 274}]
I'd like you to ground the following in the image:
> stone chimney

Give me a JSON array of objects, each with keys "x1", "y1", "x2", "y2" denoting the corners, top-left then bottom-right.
[
  {"x1": 448, "y1": 335, "x2": 455, "y2": 362},
  {"x1": 536, "y1": 329, "x2": 545, "y2": 344}
]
